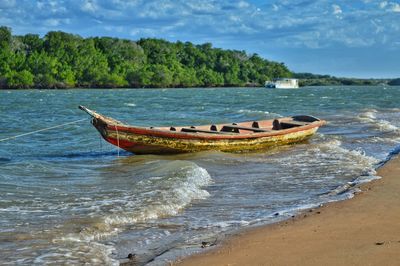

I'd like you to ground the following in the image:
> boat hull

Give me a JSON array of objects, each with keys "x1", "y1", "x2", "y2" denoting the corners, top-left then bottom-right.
[
  {"x1": 80, "y1": 105, "x2": 325, "y2": 155},
  {"x1": 92, "y1": 118, "x2": 320, "y2": 154},
  {"x1": 104, "y1": 127, "x2": 318, "y2": 154}
]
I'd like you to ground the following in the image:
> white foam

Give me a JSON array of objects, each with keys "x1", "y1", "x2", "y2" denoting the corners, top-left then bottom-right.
[
  {"x1": 358, "y1": 109, "x2": 377, "y2": 120},
  {"x1": 376, "y1": 120, "x2": 398, "y2": 131},
  {"x1": 267, "y1": 138, "x2": 381, "y2": 195},
  {"x1": 0, "y1": 206, "x2": 21, "y2": 212},
  {"x1": 316, "y1": 139, "x2": 379, "y2": 166},
  {"x1": 276, "y1": 203, "x2": 320, "y2": 217},
  {"x1": 238, "y1": 109, "x2": 270, "y2": 115},
  {"x1": 104, "y1": 163, "x2": 212, "y2": 226},
  {"x1": 50, "y1": 162, "x2": 212, "y2": 265},
  {"x1": 358, "y1": 109, "x2": 399, "y2": 132},
  {"x1": 34, "y1": 242, "x2": 118, "y2": 266},
  {"x1": 195, "y1": 220, "x2": 251, "y2": 229}
]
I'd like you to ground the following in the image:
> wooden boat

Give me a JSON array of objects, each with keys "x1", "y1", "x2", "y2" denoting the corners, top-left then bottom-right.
[{"x1": 79, "y1": 106, "x2": 326, "y2": 154}]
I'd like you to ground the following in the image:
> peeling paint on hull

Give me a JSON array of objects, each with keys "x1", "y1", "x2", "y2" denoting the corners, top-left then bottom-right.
[
  {"x1": 79, "y1": 106, "x2": 325, "y2": 155},
  {"x1": 104, "y1": 127, "x2": 318, "y2": 154}
]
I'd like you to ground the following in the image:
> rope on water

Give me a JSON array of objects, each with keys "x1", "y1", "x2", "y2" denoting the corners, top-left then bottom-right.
[
  {"x1": 115, "y1": 125, "x2": 120, "y2": 157},
  {"x1": 0, "y1": 118, "x2": 87, "y2": 143}
]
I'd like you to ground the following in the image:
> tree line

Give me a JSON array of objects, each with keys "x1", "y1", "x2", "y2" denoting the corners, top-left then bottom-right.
[
  {"x1": 293, "y1": 73, "x2": 393, "y2": 87},
  {"x1": 0, "y1": 26, "x2": 292, "y2": 89}
]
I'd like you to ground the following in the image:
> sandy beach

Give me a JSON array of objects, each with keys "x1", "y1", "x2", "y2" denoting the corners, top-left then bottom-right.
[{"x1": 178, "y1": 155, "x2": 400, "y2": 266}]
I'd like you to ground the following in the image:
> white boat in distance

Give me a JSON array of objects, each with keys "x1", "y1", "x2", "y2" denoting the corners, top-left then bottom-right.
[{"x1": 265, "y1": 78, "x2": 299, "y2": 89}]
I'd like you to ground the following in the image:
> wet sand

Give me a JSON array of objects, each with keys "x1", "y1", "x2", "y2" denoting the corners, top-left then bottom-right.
[{"x1": 178, "y1": 155, "x2": 400, "y2": 266}]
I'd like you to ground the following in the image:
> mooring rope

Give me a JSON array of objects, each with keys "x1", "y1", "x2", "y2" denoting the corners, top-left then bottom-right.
[
  {"x1": 0, "y1": 118, "x2": 87, "y2": 143},
  {"x1": 114, "y1": 125, "x2": 120, "y2": 157}
]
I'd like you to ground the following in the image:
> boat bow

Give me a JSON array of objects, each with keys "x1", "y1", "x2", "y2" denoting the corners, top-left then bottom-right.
[{"x1": 79, "y1": 106, "x2": 326, "y2": 154}]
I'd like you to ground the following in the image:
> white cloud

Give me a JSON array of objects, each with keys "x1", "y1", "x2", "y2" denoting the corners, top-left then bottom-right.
[
  {"x1": 34, "y1": 0, "x2": 67, "y2": 14},
  {"x1": 238, "y1": 1, "x2": 250, "y2": 8},
  {"x1": 371, "y1": 19, "x2": 384, "y2": 33},
  {"x1": 391, "y1": 3, "x2": 400, "y2": 12},
  {"x1": 44, "y1": 19, "x2": 60, "y2": 27},
  {"x1": 36, "y1": 2, "x2": 45, "y2": 9},
  {"x1": 229, "y1": 15, "x2": 241, "y2": 22},
  {"x1": 380, "y1": 1, "x2": 400, "y2": 12},
  {"x1": 43, "y1": 18, "x2": 71, "y2": 27},
  {"x1": 1, "y1": 0, "x2": 400, "y2": 78},
  {"x1": 81, "y1": 0, "x2": 98, "y2": 13},
  {"x1": 185, "y1": 1, "x2": 216, "y2": 14},
  {"x1": 296, "y1": 31, "x2": 322, "y2": 49},
  {"x1": 332, "y1": 4, "x2": 342, "y2": 15},
  {"x1": 0, "y1": 0, "x2": 399, "y2": 52},
  {"x1": 135, "y1": 1, "x2": 178, "y2": 19},
  {"x1": 0, "y1": 0, "x2": 16, "y2": 9},
  {"x1": 104, "y1": 25, "x2": 124, "y2": 33},
  {"x1": 129, "y1": 27, "x2": 158, "y2": 37}
]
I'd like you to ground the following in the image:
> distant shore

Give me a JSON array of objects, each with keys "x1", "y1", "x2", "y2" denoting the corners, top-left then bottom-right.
[
  {"x1": 177, "y1": 155, "x2": 400, "y2": 266},
  {"x1": 0, "y1": 85, "x2": 261, "y2": 90},
  {"x1": 1, "y1": 83, "x2": 399, "y2": 90}
]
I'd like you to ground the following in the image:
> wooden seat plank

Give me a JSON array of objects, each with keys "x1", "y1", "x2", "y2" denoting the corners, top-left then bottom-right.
[
  {"x1": 221, "y1": 125, "x2": 270, "y2": 133},
  {"x1": 181, "y1": 128, "x2": 231, "y2": 134}
]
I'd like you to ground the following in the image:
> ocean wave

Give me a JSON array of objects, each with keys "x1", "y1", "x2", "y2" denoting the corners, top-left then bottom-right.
[
  {"x1": 0, "y1": 206, "x2": 46, "y2": 213},
  {"x1": 33, "y1": 151, "x2": 127, "y2": 161},
  {"x1": 33, "y1": 241, "x2": 118, "y2": 266},
  {"x1": 237, "y1": 109, "x2": 281, "y2": 118},
  {"x1": 262, "y1": 139, "x2": 380, "y2": 189},
  {"x1": 0, "y1": 157, "x2": 11, "y2": 163},
  {"x1": 385, "y1": 108, "x2": 400, "y2": 112},
  {"x1": 270, "y1": 203, "x2": 321, "y2": 218},
  {"x1": 357, "y1": 109, "x2": 399, "y2": 132},
  {"x1": 46, "y1": 161, "x2": 212, "y2": 265},
  {"x1": 103, "y1": 161, "x2": 212, "y2": 226},
  {"x1": 268, "y1": 138, "x2": 378, "y2": 166},
  {"x1": 310, "y1": 140, "x2": 382, "y2": 199},
  {"x1": 314, "y1": 139, "x2": 380, "y2": 168},
  {"x1": 376, "y1": 120, "x2": 399, "y2": 132},
  {"x1": 358, "y1": 109, "x2": 377, "y2": 121},
  {"x1": 191, "y1": 220, "x2": 251, "y2": 230},
  {"x1": 238, "y1": 109, "x2": 270, "y2": 115}
]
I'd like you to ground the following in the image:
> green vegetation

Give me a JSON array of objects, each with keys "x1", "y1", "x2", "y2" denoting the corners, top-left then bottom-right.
[
  {"x1": 388, "y1": 78, "x2": 400, "y2": 86},
  {"x1": 1, "y1": 26, "x2": 398, "y2": 89},
  {"x1": 0, "y1": 26, "x2": 291, "y2": 89},
  {"x1": 293, "y1": 73, "x2": 393, "y2": 87}
]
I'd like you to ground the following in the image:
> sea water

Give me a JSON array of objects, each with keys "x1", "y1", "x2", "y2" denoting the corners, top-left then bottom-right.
[{"x1": 1, "y1": 86, "x2": 400, "y2": 265}]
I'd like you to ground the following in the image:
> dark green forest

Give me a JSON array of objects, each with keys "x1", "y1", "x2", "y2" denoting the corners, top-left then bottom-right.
[
  {"x1": 293, "y1": 73, "x2": 391, "y2": 87},
  {"x1": 0, "y1": 26, "x2": 292, "y2": 89},
  {"x1": 388, "y1": 78, "x2": 400, "y2": 86}
]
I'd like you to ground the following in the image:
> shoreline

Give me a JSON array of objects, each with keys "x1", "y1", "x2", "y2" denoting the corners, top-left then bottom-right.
[
  {"x1": 177, "y1": 155, "x2": 400, "y2": 266},
  {"x1": 0, "y1": 86, "x2": 261, "y2": 90},
  {"x1": 1, "y1": 85, "x2": 399, "y2": 91}
]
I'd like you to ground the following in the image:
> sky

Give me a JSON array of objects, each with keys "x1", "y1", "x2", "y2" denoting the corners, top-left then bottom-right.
[{"x1": 0, "y1": 0, "x2": 399, "y2": 78}]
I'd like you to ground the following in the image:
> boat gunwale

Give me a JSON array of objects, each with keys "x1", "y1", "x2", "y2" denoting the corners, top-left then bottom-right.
[
  {"x1": 80, "y1": 106, "x2": 325, "y2": 140},
  {"x1": 80, "y1": 106, "x2": 325, "y2": 153},
  {"x1": 100, "y1": 117, "x2": 325, "y2": 140}
]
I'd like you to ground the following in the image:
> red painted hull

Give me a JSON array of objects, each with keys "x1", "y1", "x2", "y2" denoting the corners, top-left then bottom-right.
[{"x1": 79, "y1": 106, "x2": 326, "y2": 154}]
